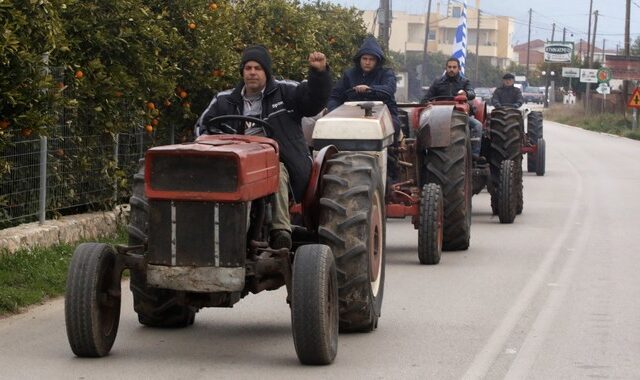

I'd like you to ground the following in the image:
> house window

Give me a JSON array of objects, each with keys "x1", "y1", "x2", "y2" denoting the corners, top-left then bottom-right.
[
  {"x1": 408, "y1": 23, "x2": 425, "y2": 43},
  {"x1": 452, "y1": 6, "x2": 462, "y2": 18},
  {"x1": 428, "y1": 30, "x2": 436, "y2": 40}
]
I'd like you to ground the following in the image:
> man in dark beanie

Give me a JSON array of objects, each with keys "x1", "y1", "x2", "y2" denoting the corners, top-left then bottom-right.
[
  {"x1": 195, "y1": 45, "x2": 331, "y2": 250},
  {"x1": 491, "y1": 73, "x2": 524, "y2": 108}
]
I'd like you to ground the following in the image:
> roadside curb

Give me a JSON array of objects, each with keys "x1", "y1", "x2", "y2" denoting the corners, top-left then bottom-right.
[{"x1": 0, "y1": 205, "x2": 129, "y2": 254}]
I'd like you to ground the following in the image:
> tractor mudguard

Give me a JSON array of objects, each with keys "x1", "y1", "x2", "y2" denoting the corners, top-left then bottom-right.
[{"x1": 417, "y1": 105, "x2": 457, "y2": 148}]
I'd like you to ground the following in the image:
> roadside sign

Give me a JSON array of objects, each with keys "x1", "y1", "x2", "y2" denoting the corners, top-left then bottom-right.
[
  {"x1": 580, "y1": 69, "x2": 598, "y2": 83},
  {"x1": 515, "y1": 75, "x2": 527, "y2": 82},
  {"x1": 597, "y1": 68, "x2": 612, "y2": 83},
  {"x1": 562, "y1": 67, "x2": 580, "y2": 78},
  {"x1": 628, "y1": 88, "x2": 640, "y2": 109},
  {"x1": 544, "y1": 42, "x2": 574, "y2": 63},
  {"x1": 596, "y1": 83, "x2": 610, "y2": 95}
]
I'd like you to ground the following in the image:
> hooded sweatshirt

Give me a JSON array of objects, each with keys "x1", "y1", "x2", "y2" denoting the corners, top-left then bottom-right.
[{"x1": 327, "y1": 36, "x2": 400, "y2": 132}]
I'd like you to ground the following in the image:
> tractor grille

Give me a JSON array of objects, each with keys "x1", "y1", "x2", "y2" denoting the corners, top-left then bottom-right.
[{"x1": 150, "y1": 155, "x2": 238, "y2": 193}]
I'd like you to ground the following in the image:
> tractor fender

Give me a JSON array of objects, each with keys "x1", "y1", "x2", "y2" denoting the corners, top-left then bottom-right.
[
  {"x1": 417, "y1": 105, "x2": 457, "y2": 148},
  {"x1": 302, "y1": 144, "x2": 339, "y2": 231}
]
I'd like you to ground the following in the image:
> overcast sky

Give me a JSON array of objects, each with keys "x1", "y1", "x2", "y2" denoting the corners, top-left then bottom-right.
[{"x1": 326, "y1": 0, "x2": 640, "y2": 51}]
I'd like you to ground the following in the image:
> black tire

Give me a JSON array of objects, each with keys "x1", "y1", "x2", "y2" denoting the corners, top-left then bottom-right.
[
  {"x1": 291, "y1": 244, "x2": 339, "y2": 365},
  {"x1": 418, "y1": 183, "x2": 443, "y2": 265},
  {"x1": 318, "y1": 152, "x2": 385, "y2": 332},
  {"x1": 423, "y1": 110, "x2": 471, "y2": 251},
  {"x1": 489, "y1": 108, "x2": 523, "y2": 217},
  {"x1": 65, "y1": 243, "x2": 121, "y2": 357},
  {"x1": 527, "y1": 111, "x2": 543, "y2": 173},
  {"x1": 128, "y1": 159, "x2": 197, "y2": 328},
  {"x1": 536, "y1": 138, "x2": 546, "y2": 176},
  {"x1": 497, "y1": 160, "x2": 517, "y2": 224}
]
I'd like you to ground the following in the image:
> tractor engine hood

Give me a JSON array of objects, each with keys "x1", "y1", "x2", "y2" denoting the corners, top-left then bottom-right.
[{"x1": 312, "y1": 101, "x2": 395, "y2": 151}]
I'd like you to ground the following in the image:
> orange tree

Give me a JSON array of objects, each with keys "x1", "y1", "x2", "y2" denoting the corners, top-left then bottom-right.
[{"x1": 0, "y1": 1, "x2": 65, "y2": 143}]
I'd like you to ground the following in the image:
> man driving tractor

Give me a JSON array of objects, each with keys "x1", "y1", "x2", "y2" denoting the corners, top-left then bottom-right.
[
  {"x1": 421, "y1": 57, "x2": 483, "y2": 160},
  {"x1": 491, "y1": 73, "x2": 524, "y2": 108},
  {"x1": 195, "y1": 45, "x2": 331, "y2": 250}
]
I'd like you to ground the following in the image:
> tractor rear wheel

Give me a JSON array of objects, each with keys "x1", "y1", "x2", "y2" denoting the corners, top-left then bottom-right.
[
  {"x1": 418, "y1": 183, "x2": 443, "y2": 265},
  {"x1": 527, "y1": 111, "x2": 544, "y2": 173},
  {"x1": 489, "y1": 108, "x2": 523, "y2": 217},
  {"x1": 128, "y1": 160, "x2": 197, "y2": 328},
  {"x1": 423, "y1": 110, "x2": 471, "y2": 251},
  {"x1": 291, "y1": 244, "x2": 338, "y2": 365},
  {"x1": 65, "y1": 243, "x2": 121, "y2": 357},
  {"x1": 318, "y1": 152, "x2": 385, "y2": 332}
]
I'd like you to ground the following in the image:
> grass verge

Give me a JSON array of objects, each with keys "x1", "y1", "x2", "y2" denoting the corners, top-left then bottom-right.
[
  {"x1": 544, "y1": 105, "x2": 640, "y2": 141},
  {"x1": 0, "y1": 227, "x2": 127, "y2": 316}
]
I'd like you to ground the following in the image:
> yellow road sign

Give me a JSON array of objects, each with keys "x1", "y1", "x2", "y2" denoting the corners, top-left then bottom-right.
[{"x1": 628, "y1": 88, "x2": 640, "y2": 109}]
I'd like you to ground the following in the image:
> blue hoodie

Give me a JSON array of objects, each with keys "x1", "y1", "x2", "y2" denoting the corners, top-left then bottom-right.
[{"x1": 327, "y1": 36, "x2": 400, "y2": 132}]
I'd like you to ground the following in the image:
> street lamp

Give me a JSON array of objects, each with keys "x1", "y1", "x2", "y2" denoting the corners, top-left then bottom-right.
[{"x1": 541, "y1": 70, "x2": 556, "y2": 108}]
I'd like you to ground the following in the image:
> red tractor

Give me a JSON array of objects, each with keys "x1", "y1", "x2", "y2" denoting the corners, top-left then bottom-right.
[{"x1": 64, "y1": 115, "x2": 385, "y2": 365}]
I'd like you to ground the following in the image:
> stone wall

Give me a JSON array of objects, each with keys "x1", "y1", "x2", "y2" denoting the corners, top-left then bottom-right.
[{"x1": 0, "y1": 206, "x2": 129, "y2": 254}]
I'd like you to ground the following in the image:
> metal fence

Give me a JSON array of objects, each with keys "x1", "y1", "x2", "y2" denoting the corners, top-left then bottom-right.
[{"x1": 0, "y1": 126, "x2": 160, "y2": 228}]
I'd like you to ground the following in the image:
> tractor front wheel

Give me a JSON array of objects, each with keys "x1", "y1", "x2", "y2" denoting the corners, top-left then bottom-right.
[
  {"x1": 65, "y1": 243, "x2": 121, "y2": 357},
  {"x1": 291, "y1": 244, "x2": 339, "y2": 365}
]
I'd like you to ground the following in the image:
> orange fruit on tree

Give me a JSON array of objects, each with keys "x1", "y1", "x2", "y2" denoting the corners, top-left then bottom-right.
[
  {"x1": 145, "y1": 125, "x2": 154, "y2": 134},
  {"x1": 0, "y1": 119, "x2": 10, "y2": 130},
  {"x1": 183, "y1": 101, "x2": 191, "y2": 109},
  {"x1": 74, "y1": 70, "x2": 84, "y2": 79},
  {"x1": 146, "y1": 101, "x2": 156, "y2": 110},
  {"x1": 209, "y1": 2, "x2": 218, "y2": 10},
  {"x1": 115, "y1": 91, "x2": 123, "y2": 97},
  {"x1": 188, "y1": 22, "x2": 197, "y2": 30},
  {"x1": 179, "y1": 91, "x2": 188, "y2": 99},
  {"x1": 20, "y1": 128, "x2": 32, "y2": 137},
  {"x1": 151, "y1": 118, "x2": 159, "y2": 126}
]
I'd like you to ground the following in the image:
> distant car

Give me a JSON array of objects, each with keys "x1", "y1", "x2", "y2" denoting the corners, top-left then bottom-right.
[
  {"x1": 523, "y1": 86, "x2": 546, "y2": 104},
  {"x1": 475, "y1": 87, "x2": 494, "y2": 101}
]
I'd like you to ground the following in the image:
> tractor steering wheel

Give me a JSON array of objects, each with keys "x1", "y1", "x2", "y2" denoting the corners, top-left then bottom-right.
[{"x1": 205, "y1": 115, "x2": 272, "y2": 135}]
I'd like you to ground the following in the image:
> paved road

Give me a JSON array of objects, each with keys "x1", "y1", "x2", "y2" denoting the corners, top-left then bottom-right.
[{"x1": 1, "y1": 121, "x2": 639, "y2": 379}]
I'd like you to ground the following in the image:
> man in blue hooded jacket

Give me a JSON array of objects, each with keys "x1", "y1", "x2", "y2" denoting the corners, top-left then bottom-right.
[
  {"x1": 328, "y1": 36, "x2": 401, "y2": 180},
  {"x1": 327, "y1": 35, "x2": 401, "y2": 139}
]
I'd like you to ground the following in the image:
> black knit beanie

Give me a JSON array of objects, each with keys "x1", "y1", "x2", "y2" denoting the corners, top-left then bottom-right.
[{"x1": 240, "y1": 45, "x2": 272, "y2": 79}]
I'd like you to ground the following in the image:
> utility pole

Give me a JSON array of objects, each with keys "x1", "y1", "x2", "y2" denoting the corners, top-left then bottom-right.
[
  {"x1": 586, "y1": 10, "x2": 598, "y2": 115},
  {"x1": 563, "y1": 27, "x2": 566, "y2": 43},
  {"x1": 624, "y1": 0, "x2": 631, "y2": 107},
  {"x1": 586, "y1": 0, "x2": 593, "y2": 64},
  {"x1": 551, "y1": 23, "x2": 556, "y2": 42},
  {"x1": 526, "y1": 8, "x2": 532, "y2": 80},
  {"x1": 421, "y1": 0, "x2": 433, "y2": 87},
  {"x1": 475, "y1": 8, "x2": 481, "y2": 82},
  {"x1": 378, "y1": 0, "x2": 391, "y2": 52}
]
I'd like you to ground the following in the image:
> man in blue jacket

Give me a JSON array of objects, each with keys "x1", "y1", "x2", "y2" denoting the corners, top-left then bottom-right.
[
  {"x1": 328, "y1": 35, "x2": 401, "y2": 139},
  {"x1": 328, "y1": 36, "x2": 401, "y2": 179}
]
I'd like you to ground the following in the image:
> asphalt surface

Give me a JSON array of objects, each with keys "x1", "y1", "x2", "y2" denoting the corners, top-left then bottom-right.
[{"x1": 1, "y1": 119, "x2": 639, "y2": 379}]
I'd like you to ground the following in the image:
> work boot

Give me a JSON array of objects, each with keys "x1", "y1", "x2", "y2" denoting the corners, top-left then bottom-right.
[{"x1": 270, "y1": 229, "x2": 292, "y2": 250}]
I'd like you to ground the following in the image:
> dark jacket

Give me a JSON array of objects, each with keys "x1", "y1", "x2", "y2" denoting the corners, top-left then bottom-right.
[
  {"x1": 422, "y1": 73, "x2": 476, "y2": 102},
  {"x1": 195, "y1": 68, "x2": 332, "y2": 201},
  {"x1": 491, "y1": 85, "x2": 524, "y2": 108},
  {"x1": 327, "y1": 36, "x2": 400, "y2": 132}
]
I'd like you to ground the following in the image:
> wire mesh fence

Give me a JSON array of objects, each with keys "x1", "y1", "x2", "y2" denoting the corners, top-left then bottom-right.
[{"x1": 0, "y1": 125, "x2": 166, "y2": 229}]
